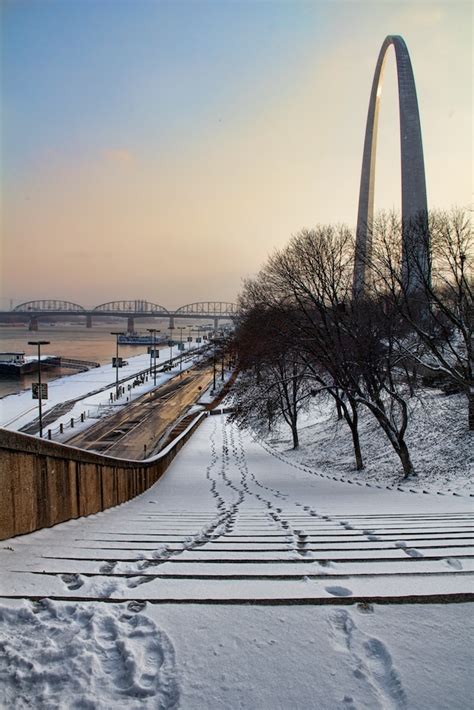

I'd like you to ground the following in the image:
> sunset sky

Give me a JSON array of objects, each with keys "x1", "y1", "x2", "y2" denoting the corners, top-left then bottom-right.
[{"x1": 1, "y1": 0, "x2": 472, "y2": 309}]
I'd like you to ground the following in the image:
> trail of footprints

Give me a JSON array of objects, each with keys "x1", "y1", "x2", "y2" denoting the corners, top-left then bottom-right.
[{"x1": 44, "y1": 417, "x2": 473, "y2": 601}]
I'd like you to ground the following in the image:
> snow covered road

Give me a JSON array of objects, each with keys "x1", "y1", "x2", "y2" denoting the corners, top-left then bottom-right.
[{"x1": 1, "y1": 414, "x2": 473, "y2": 708}]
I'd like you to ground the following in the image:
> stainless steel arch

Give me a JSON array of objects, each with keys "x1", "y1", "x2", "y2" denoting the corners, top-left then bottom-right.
[
  {"x1": 175, "y1": 302, "x2": 238, "y2": 317},
  {"x1": 353, "y1": 35, "x2": 429, "y2": 297},
  {"x1": 13, "y1": 299, "x2": 86, "y2": 312},
  {"x1": 93, "y1": 300, "x2": 169, "y2": 314}
]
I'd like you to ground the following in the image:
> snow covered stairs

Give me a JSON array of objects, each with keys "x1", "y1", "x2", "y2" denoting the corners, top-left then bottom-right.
[
  {"x1": 2, "y1": 506, "x2": 473, "y2": 603},
  {"x1": 1, "y1": 416, "x2": 473, "y2": 604}
]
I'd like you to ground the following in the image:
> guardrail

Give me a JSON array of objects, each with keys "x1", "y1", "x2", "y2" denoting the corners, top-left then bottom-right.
[{"x1": 0, "y1": 411, "x2": 208, "y2": 541}]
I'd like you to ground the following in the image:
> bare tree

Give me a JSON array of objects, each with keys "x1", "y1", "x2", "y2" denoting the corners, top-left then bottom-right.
[
  {"x1": 258, "y1": 226, "x2": 418, "y2": 476},
  {"x1": 368, "y1": 208, "x2": 473, "y2": 429},
  {"x1": 232, "y1": 303, "x2": 311, "y2": 449}
]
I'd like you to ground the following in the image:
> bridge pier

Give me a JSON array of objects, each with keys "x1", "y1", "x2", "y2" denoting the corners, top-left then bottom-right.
[
  {"x1": 28, "y1": 316, "x2": 39, "y2": 331},
  {"x1": 213, "y1": 317, "x2": 219, "y2": 331},
  {"x1": 86, "y1": 315, "x2": 92, "y2": 328},
  {"x1": 127, "y1": 317, "x2": 134, "y2": 334},
  {"x1": 169, "y1": 315, "x2": 175, "y2": 331}
]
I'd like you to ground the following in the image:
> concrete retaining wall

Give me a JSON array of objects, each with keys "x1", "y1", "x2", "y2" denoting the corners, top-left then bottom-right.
[{"x1": 0, "y1": 412, "x2": 206, "y2": 541}]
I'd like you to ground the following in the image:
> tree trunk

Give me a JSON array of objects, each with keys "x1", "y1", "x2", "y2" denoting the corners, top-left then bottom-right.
[
  {"x1": 335, "y1": 398, "x2": 343, "y2": 420},
  {"x1": 350, "y1": 423, "x2": 364, "y2": 470},
  {"x1": 339, "y1": 397, "x2": 364, "y2": 471},
  {"x1": 397, "y1": 438, "x2": 415, "y2": 478},
  {"x1": 363, "y1": 402, "x2": 415, "y2": 478},
  {"x1": 469, "y1": 388, "x2": 474, "y2": 431},
  {"x1": 291, "y1": 422, "x2": 299, "y2": 449}
]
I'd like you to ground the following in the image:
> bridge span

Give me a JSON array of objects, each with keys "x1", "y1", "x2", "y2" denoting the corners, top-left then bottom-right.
[{"x1": 0, "y1": 299, "x2": 238, "y2": 332}]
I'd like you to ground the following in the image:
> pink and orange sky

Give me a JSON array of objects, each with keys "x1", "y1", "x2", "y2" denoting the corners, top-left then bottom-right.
[{"x1": 1, "y1": 0, "x2": 472, "y2": 309}]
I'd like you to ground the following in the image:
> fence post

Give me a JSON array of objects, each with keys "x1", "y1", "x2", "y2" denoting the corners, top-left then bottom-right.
[
  {"x1": 59, "y1": 423, "x2": 63, "y2": 434},
  {"x1": 81, "y1": 412, "x2": 85, "y2": 422},
  {"x1": 70, "y1": 418, "x2": 74, "y2": 428},
  {"x1": 47, "y1": 429, "x2": 52, "y2": 440}
]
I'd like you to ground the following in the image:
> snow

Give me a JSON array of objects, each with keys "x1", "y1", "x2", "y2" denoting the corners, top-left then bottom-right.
[
  {"x1": 0, "y1": 599, "x2": 179, "y2": 709},
  {"x1": 0, "y1": 601, "x2": 472, "y2": 709},
  {"x1": 264, "y1": 389, "x2": 473, "y2": 495},
  {"x1": 0, "y1": 415, "x2": 472, "y2": 708}
]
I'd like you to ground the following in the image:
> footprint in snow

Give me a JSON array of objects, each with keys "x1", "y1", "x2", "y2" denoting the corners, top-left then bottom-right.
[
  {"x1": 99, "y1": 561, "x2": 117, "y2": 574},
  {"x1": 363, "y1": 637, "x2": 408, "y2": 708},
  {"x1": 60, "y1": 573, "x2": 84, "y2": 591},
  {"x1": 394, "y1": 541, "x2": 407, "y2": 549},
  {"x1": 404, "y1": 548, "x2": 424, "y2": 558},
  {"x1": 328, "y1": 610, "x2": 407, "y2": 710},
  {"x1": 127, "y1": 600, "x2": 147, "y2": 613},
  {"x1": 326, "y1": 585, "x2": 353, "y2": 597},
  {"x1": 445, "y1": 557, "x2": 463, "y2": 570},
  {"x1": 127, "y1": 576, "x2": 153, "y2": 588}
]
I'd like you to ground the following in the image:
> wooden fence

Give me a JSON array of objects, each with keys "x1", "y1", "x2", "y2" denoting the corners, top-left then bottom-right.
[{"x1": 0, "y1": 412, "x2": 207, "y2": 541}]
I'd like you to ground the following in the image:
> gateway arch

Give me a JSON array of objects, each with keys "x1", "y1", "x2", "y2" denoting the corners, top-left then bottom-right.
[{"x1": 353, "y1": 35, "x2": 429, "y2": 297}]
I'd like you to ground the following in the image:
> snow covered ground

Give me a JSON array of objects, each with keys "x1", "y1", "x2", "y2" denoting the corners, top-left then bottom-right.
[
  {"x1": 265, "y1": 390, "x2": 473, "y2": 495},
  {"x1": 0, "y1": 343, "x2": 206, "y2": 437},
  {"x1": 1, "y1": 415, "x2": 473, "y2": 708}
]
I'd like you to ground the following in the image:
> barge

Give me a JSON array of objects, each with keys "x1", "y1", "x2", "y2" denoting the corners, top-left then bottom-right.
[{"x1": 0, "y1": 352, "x2": 61, "y2": 377}]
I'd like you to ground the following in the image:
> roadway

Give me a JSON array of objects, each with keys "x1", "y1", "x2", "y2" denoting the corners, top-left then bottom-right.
[{"x1": 66, "y1": 363, "x2": 214, "y2": 459}]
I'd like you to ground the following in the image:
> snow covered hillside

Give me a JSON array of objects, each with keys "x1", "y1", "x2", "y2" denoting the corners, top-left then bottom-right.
[{"x1": 266, "y1": 390, "x2": 473, "y2": 495}]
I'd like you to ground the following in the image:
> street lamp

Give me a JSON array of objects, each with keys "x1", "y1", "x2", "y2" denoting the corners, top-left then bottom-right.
[
  {"x1": 110, "y1": 332, "x2": 124, "y2": 399},
  {"x1": 176, "y1": 326, "x2": 186, "y2": 377},
  {"x1": 210, "y1": 337, "x2": 217, "y2": 391},
  {"x1": 28, "y1": 340, "x2": 50, "y2": 438},
  {"x1": 147, "y1": 328, "x2": 160, "y2": 385},
  {"x1": 167, "y1": 329, "x2": 174, "y2": 369}
]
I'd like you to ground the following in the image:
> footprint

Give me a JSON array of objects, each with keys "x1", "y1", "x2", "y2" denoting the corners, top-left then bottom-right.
[
  {"x1": 445, "y1": 557, "x2": 463, "y2": 570},
  {"x1": 60, "y1": 573, "x2": 84, "y2": 591},
  {"x1": 127, "y1": 576, "x2": 152, "y2": 589},
  {"x1": 328, "y1": 610, "x2": 407, "y2": 710},
  {"x1": 99, "y1": 561, "x2": 117, "y2": 574},
  {"x1": 127, "y1": 600, "x2": 147, "y2": 613},
  {"x1": 404, "y1": 548, "x2": 424, "y2": 558},
  {"x1": 326, "y1": 585, "x2": 353, "y2": 597},
  {"x1": 394, "y1": 541, "x2": 407, "y2": 549},
  {"x1": 363, "y1": 638, "x2": 408, "y2": 708}
]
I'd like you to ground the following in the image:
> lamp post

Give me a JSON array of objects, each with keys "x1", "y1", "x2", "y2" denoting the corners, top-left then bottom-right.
[
  {"x1": 110, "y1": 332, "x2": 124, "y2": 399},
  {"x1": 28, "y1": 340, "x2": 50, "y2": 438},
  {"x1": 211, "y1": 337, "x2": 217, "y2": 391},
  {"x1": 168, "y1": 330, "x2": 173, "y2": 369},
  {"x1": 147, "y1": 328, "x2": 160, "y2": 385},
  {"x1": 176, "y1": 326, "x2": 186, "y2": 377}
]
